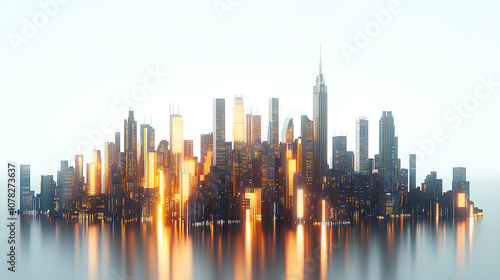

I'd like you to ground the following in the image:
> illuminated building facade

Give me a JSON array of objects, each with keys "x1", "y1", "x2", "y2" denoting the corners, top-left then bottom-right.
[
  {"x1": 356, "y1": 117, "x2": 369, "y2": 175},
  {"x1": 214, "y1": 98, "x2": 226, "y2": 170},
  {"x1": 233, "y1": 96, "x2": 245, "y2": 150},
  {"x1": 246, "y1": 114, "x2": 261, "y2": 154},
  {"x1": 104, "y1": 142, "x2": 118, "y2": 194},
  {"x1": 88, "y1": 150, "x2": 102, "y2": 196}
]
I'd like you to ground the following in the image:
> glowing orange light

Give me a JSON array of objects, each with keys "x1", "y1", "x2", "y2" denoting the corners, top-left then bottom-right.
[
  {"x1": 321, "y1": 199, "x2": 326, "y2": 223},
  {"x1": 297, "y1": 188, "x2": 304, "y2": 219},
  {"x1": 458, "y1": 193, "x2": 466, "y2": 208},
  {"x1": 147, "y1": 152, "x2": 157, "y2": 189}
]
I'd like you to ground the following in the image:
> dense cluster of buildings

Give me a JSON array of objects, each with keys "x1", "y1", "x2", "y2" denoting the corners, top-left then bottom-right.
[{"x1": 19, "y1": 58, "x2": 482, "y2": 222}]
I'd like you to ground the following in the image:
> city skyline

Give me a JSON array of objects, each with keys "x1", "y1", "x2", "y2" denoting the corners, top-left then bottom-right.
[
  {"x1": 12, "y1": 56, "x2": 483, "y2": 224},
  {"x1": 12, "y1": 87, "x2": 491, "y2": 197},
  {"x1": 1, "y1": 2, "x2": 499, "y2": 280},
  {"x1": 2, "y1": 1, "x2": 499, "y2": 199}
]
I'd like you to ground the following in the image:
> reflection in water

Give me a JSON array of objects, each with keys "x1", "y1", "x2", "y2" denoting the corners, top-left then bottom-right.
[
  {"x1": 88, "y1": 223, "x2": 98, "y2": 280},
  {"x1": 157, "y1": 207, "x2": 169, "y2": 280},
  {"x1": 18, "y1": 215, "x2": 483, "y2": 280},
  {"x1": 457, "y1": 220, "x2": 466, "y2": 278},
  {"x1": 245, "y1": 221, "x2": 252, "y2": 280},
  {"x1": 320, "y1": 225, "x2": 327, "y2": 280},
  {"x1": 172, "y1": 221, "x2": 192, "y2": 280}
]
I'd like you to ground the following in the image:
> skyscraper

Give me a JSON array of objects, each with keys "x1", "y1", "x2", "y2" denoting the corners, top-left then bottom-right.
[
  {"x1": 346, "y1": 151, "x2": 354, "y2": 175},
  {"x1": 124, "y1": 110, "x2": 138, "y2": 197},
  {"x1": 214, "y1": 98, "x2": 226, "y2": 170},
  {"x1": 409, "y1": 154, "x2": 416, "y2": 191},
  {"x1": 282, "y1": 118, "x2": 294, "y2": 144},
  {"x1": 170, "y1": 113, "x2": 183, "y2": 196},
  {"x1": 268, "y1": 98, "x2": 279, "y2": 148},
  {"x1": 147, "y1": 151, "x2": 157, "y2": 189},
  {"x1": 423, "y1": 171, "x2": 442, "y2": 217},
  {"x1": 452, "y1": 166, "x2": 470, "y2": 217},
  {"x1": 332, "y1": 136, "x2": 347, "y2": 180},
  {"x1": 453, "y1": 167, "x2": 467, "y2": 182},
  {"x1": 283, "y1": 118, "x2": 295, "y2": 212},
  {"x1": 233, "y1": 96, "x2": 245, "y2": 150},
  {"x1": 200, "y1": 133, "x2": 213, "y2": 177},
  {"x1": 356, "y1": 117, "x2": 369, "y2": 175},
  {"x1": 75, "y1": 154, "x2": 84, "y2": 200},
  {"x1": 170, "y1": 114, "x2": 183, "y2": 156},
  {"x1": 140, "y1": 124, "x2": 155, "y2": 189},
  {"x1": 41, "y1": 175, "x2": 56, "y2": 213},
  {"x1": 157, "y1": 140, "x2": 169, "y2": 168},
  {"x1": 57, "y1": 161, "x2": 74, "y2": 211},
  {"x1": 88, "y1": 150, "x2": 102, "y2": 196},
  {"x1": 265, "y1": 97, "x2": 279, "y2": 217},
  {"x1": 104, "y1": 142, "x2": 118, "y2": 194},
  {"x1": 246, "y1": 114, "x2": 261, "y2": 152},
  {"x1": 184, "y1": 140, "x2": 193, "y2": 159},
  {"x1": 379, "y1": 111, "x2": 397, "y2": 193},
  {"x1": 301, "y1": 115, "x2": 314, "y2": 190},
  {"x1": 115, "y1": 132, "x2": 120, "y2": 153},
  {"x1": 313, "y1": 52, "x2": 328, "y2": 183},
  {"x1": 20, "y1": 165, "x2": 31, "y2": 212}
]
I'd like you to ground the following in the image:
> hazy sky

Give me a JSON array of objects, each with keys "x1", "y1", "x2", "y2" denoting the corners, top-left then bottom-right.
[{"x1": 1, "y1": 0, "x2": 499, "y2": 196}]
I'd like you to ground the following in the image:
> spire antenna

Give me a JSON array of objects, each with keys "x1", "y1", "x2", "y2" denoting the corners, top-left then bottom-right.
[{"x1": 319, "y1": 44, "x2": 322, "y2": 75}]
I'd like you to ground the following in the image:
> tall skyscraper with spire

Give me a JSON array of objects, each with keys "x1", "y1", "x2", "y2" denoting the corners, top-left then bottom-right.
[
  {"x1": 313, "y1": 48, "x2": 328, "y2": 184},
  {"x1": 124, "y1": 110, "x2": 138, "y2": 198}
]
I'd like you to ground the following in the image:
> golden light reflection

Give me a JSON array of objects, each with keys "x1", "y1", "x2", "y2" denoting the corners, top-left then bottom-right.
[
  {"x1": 456, "y1": 220, "x2": 466, "y2": 278},
  {"x1": 246, "y1": 220, "x2": 252, "y2": 280},
  {"x1": 88, "y1": 224, "x2": 98, "y2": 280},
  {"x1": 321, "y1": 199, "x2": 326, "y2": 223},
  {"x1": 297, "y1": 224, "x2": 304, "y2": 280},
  {"x1": 285, "y1": 226, "x2": 301, "y2": 280},
  {"x1": 469, "y1": 217, "x2": 474, "y2": 261},
  {"x1": 297, "y1": 188, "x2": 304, "y2": 219},
  {"x1": 157, "y1": 208, "x2": 170, "y2": 280},
  {"x1": 458, "y1": 193, "x2": 466, "y2": 208},
  {"x1": 172, "y1": 221, "x2": 192, "y2": 280},
  {"x1": 234, "y1": 227, "x2": 245, "y2": 280},
  {"x1": 147, "y1": 152, "x2": 157, "y2": 189},
  {"x1": 321, "y1": 225, "x2": 327, "y2": 280}
]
